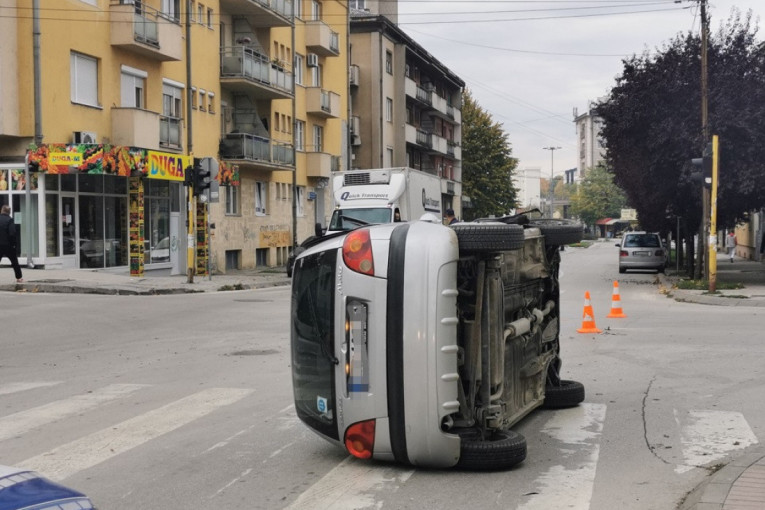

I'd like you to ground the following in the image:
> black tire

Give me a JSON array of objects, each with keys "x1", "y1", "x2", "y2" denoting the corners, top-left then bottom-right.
[
  {"x1": 528, "y1": 219, "x2": 584, "y2": 246},
  {"x1": 451, "y1": 223, "x2": 524, "y2": 253},
  {"x1": 456, "y1": 429, "x2": 527, "y2": 470},
  {"x1": 543, "y1": 379, "x2": 585, "y2": 409}
]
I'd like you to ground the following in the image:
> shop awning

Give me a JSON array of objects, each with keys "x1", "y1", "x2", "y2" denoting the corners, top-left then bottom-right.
[{"x1": 595, "y1": 218, "x2": 613, "y2": 225}]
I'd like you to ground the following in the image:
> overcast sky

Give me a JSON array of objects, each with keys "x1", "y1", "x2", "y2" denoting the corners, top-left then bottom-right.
[{"x1": 394, "y1": 0, "x2": 763, "y2": 177}]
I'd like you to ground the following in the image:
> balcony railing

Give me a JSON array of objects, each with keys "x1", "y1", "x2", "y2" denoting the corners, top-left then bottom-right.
[
  {"x1": 416, "y1": 129, "x2": 431, "y2": 148},
  {"x1": 305, "y1": 20, "x2": 340, "y2": 56},
  {"x1": 159, "y1": 116, "x2": 182, "y2": 149},
  {"x1": 110, "y1": 0, "x2": 182, "y2": 61},
  {"x1": 219, "y1": 0, "x2": 293, "y2": 26},
  {"x1": 220, "y1": 47, "x2": 293, "y2": 98},
  {"x1": 219, "y1": 133, "x2": 294, "y2": 167},
  {"x1": 416, "y1": 85, "x2": 432, "y2": 106}
]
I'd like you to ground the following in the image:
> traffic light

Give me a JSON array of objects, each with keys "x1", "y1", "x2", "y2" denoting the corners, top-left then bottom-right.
[
  {"x1": 691, "y1": 142, "x2": 713, "y2": 188},
  {"x1": 184, "y1": 165, "x2": 193, "y2": 187},
  {"x1": 192, "y1": 157, "x2": 211, "y2": 197}
]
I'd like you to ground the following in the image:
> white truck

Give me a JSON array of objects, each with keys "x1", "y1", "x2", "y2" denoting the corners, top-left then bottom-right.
[{"x1": 326, "y1": 167, "x2": 444, "y2": 234}]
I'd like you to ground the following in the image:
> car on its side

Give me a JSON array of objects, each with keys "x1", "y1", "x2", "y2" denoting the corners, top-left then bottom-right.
[{"x1": 616, "y1": 231, "x2": 666, "y2": 273}]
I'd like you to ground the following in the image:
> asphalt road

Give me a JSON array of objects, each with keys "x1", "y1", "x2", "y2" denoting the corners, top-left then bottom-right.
[{"x1": 1, "y1": 242, "x2": 763, "y2": 509}]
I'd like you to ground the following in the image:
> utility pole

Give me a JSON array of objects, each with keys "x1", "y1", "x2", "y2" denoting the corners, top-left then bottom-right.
[
  {"x1": 543, "y1": 147, "x2": 561, "y2": 218},
  {"x1": 695, "y1": 0, "x2": 710, "y2": 280}
]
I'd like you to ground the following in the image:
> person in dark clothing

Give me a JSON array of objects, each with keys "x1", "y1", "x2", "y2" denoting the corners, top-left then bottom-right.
[
  {"x1": 444, "y1": 208, "x2": 458, "y2": 225},
  {"x1": 0, "y1": 205, "x2": 23, "y2": 282}
]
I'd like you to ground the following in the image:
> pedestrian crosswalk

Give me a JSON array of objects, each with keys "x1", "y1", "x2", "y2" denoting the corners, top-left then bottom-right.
[{"x1": 0, "y1": 380, "x2": 761, "y2": 508}]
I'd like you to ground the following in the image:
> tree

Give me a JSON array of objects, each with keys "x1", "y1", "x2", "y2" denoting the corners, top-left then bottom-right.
[
  {"x1": 596, "y1": 10, "x2": 765, "y2": 268},
  {"x1": 570, "y1": 165, "x2": 627, "y2": 227},
  {"x1": 461, "y1": 89, "x2": 518, "y2": 220}
]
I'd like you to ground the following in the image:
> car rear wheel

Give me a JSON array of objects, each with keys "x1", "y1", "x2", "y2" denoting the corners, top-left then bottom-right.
[
  {"x1": 527, "y1": 219, "x2": 584, "y2": 246},
  {"x1": 451, "y1": 223, "x2": 525, "y2": 253},
  {"x1": 456, "y1": 429, "x2": 527, "y2": 470},
  {"x1": 543, "y1": 379, "x2": 585, "y2": 409}
]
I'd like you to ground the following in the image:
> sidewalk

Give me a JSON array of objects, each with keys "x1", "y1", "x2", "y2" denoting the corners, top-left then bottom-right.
[{"x1": 0, "y1": 266, "x2": 292, "y2": 295}]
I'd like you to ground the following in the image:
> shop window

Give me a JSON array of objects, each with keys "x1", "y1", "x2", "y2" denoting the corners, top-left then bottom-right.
[{"x1": 70, "y1": 52, "x2": 99, "y2": 107}]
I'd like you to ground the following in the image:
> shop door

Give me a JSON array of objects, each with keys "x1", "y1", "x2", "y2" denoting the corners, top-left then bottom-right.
[{"x1": 60, "y1": 195, "x2": 78, "y2": 267}]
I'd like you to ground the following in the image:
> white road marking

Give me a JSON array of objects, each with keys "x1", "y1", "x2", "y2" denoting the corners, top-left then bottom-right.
[
  {"x1": 518, "y1": 403, "x2": 607, "y2": 510},
  {"x1": 0, "y1": 381, "x2": 62, "y2": 395},
  {"x1": 20, "y1": 387, "x2": 254, "y2": 481},
  {"x1": 674, "y1": 409, "x2": 759, "y2": 474},
  {"x1": 0, "y1": 384, "x2": 147, "y2": 442},
  {"x1": 285, "y1": 456, "x2": 414, "y2": 510},
  {"x1": 213, "y1": 468, "x2": 253, "y2": 498}
]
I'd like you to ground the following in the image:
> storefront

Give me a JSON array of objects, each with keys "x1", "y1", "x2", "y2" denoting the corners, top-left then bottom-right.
[{"x1": 0, "y1": 144, "x2": 203, "y2": 274}]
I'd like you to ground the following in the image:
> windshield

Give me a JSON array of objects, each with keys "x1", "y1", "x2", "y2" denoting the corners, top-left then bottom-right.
[
  {"x1": 291, "y1": 249, "x2": 339, "y2": 440},
  {"x1": 328, "y1": 208, "x2": 392, "y2": 232}
]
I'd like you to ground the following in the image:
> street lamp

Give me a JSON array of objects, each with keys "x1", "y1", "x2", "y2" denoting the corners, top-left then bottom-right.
[{"x1": 543, "y1": 146, "x2": 562, "y2": 218}]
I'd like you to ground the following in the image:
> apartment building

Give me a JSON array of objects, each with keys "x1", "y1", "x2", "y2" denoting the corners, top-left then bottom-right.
[
  {"x1": 573, "y1": 99, "x2": 607, "y2": 180},
  {"x1": 349, "y1": 13, "x2": 465, "y2": 216},
  {"x1": 0, "y1": 0, "x2": 347, "y2": 275}
]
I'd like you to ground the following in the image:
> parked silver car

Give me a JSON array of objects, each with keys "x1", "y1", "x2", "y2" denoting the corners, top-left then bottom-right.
[{"x1": 616, "y1": 231, "x2": 666, "y2": 273}]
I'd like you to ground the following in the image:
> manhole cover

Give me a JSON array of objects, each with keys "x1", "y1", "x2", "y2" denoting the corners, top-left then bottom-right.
[{"x1": 228, "y1": 349, "x2": 279, "y2": 356}]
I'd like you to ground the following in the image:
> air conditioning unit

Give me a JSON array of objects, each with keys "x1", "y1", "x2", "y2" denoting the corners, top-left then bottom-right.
[
  {"x1": 349, "y1": 65, "x2": 360, "y2": 86},
  {"x1": 306, "y1": 53, "x2": 319, "y2": 68},
  {"x1": 351, "y1": 116, "x2": 361, "y2": 135},
  {"x1": 351, "y1": 134, "x2": 361, "y2": 146},
  {"x1": 73, "y1": 131, "x2": 97, "y2": 144}
]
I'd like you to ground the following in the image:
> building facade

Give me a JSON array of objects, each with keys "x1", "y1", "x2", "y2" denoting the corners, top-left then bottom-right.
[
  {"x1": 0, "y1": 0, "x2": 347, "y2": 275},
  {"x1": 573, "y1": 99, "x2": 607, "y2": 179},
  {"x1": 349, "y1": 13, "x2": 464, "y2": 217}
]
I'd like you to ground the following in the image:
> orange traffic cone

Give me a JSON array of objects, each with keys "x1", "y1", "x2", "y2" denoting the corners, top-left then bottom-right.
[
  {"x1": 606, "y1": 281, "x2": 627, "y2": 318},
  {"x1": 577, "y1": 291, "x2": 602, "y2": 334}
]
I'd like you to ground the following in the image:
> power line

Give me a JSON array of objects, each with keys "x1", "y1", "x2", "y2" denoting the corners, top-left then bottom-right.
[{"x1": 397, "y1": 6, "x2": 690, "y2": 24}]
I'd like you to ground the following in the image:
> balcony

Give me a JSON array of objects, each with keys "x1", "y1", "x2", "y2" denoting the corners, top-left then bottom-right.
[
  {"x1": 305, "y1": 88, "x2": 340, "y2": 118},
  {"x1": 349, "y1": 64, "x2": 360, "y2": 87},
  {"x1": 220, "y1": 47, "x2": 294, "y2": 100},
  {"x1": 159, "y1": 116, "x2": 183, "y2": 151},
  {"x1": 305, "y1": 152, "x2": 340, "y2": 179},
  {"x1": 219, "y1": 133, "x2": 294, "y2": 171},
  {"x1": 111, "y1": 107, "x2": 160, "y2": 150},
  {"x1": 110, "y1": 1, "x2": 182, "y2": 61},
  {"x1": 304, "y1": 20, "x2": 340, "y2": 56},
  {"x1": 218, "y1": 0, "x2": 293, "y2": 27}
]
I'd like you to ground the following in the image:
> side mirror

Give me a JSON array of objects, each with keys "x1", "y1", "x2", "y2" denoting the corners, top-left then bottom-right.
[{"x1": 314, "y1": 222, "x2": 323, "y2": 237}]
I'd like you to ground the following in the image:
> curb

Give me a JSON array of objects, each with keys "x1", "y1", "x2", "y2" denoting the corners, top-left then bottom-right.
[{"x1": 678, "y1": 445, "x2": 765, "y2": 510}]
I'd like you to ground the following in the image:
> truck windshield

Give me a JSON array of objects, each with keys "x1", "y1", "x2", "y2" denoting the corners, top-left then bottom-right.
[
  {"x1": 291, "y1": 249, "x2": 339, "y2": 440},
  {"x1": 328, "y1": 208, "x2": 392, "y2": 232}
]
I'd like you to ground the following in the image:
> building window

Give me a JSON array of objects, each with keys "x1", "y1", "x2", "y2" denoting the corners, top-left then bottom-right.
[
  {"x1": 385, "y1": 50, "x2": 392, "y2": 74},
  {"x1": 313, "y1": 125, "x2": 323, "y2": 152},
  {"x1": 255, "y1": 248, "x2": 268, "y2": 267},
  {"x1": 311, "y1": 64, "x2": 322, "y2": 87},
  {"x1": 386, "y1": 147, "x2": 393, "y2": 167},
  {"x1": 162, "y1": 0, "x2": 180, "y2": 21},
  {"x1": 225, "y1": 185, "x2": 240, "y2": 215},
  {"x1": 294, "y1": 0, "x2": 303, "y2": 18},
  {"x1": 295, "y1": 186, "x2": 305, "y2": 216},
  {"x1": 189, "y1": 0, "x2": 195, "y2": 20},
  {"x1": 350, "y1": 0, "x2": 365, "y2": 8},
  {"x1": 295, "y1": 120, "x2": 305, "y2": 151},
  {"x1": 120, "y1": 65, "x2": 146, "y2": 108},
  {"x1": 207, "y1": 7, "x2": 213, "y2": 27},
  {"x1": 197, "y1": 3, "x2": 204, "y2": 23},
  {"x1": 255, "y1": 181, "x2": 267, "y2": 216},
  {"x1": 70, "y1": 52, "x2": 98, "y2": 107},
  {"x1": 311, "y1": 1, "x2": 321, "y2": 21},
  {"x1": 190, "y1": 87, "x2": 197, "y2": 109},
  {"x1": 294, "y1": 54, "x2": 304, "y2": 85},
  {"x1": 386, "y1": 97, "x2": 393, "y2": 122},
  {"x1": 207, "y1": 92, "x2": 214, "y2": 113},
  {"x1": 198, "y1": 89, "x2": 206, "y2": 111}
]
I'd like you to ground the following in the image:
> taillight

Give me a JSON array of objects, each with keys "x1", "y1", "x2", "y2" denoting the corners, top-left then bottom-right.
[
  {"x1": 343, "y1": 229, "x2": 375, "y2": 275},
  {"x1": 345, "y1": 419, "x2": 376, "y2": 459},
  {"x1": 620, "y1": 250, "x2": 629, "y2": 257}
]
